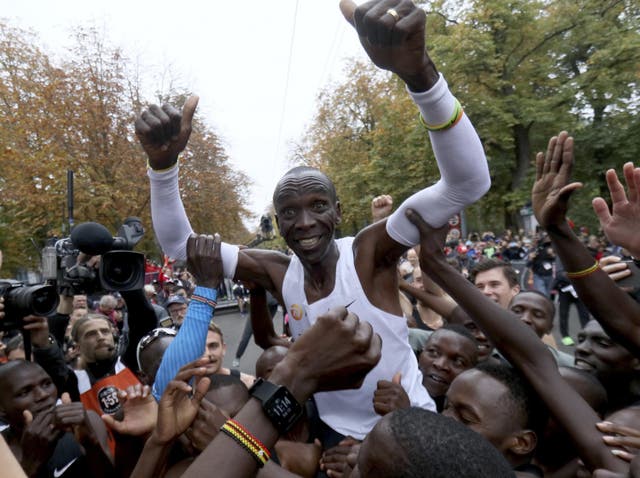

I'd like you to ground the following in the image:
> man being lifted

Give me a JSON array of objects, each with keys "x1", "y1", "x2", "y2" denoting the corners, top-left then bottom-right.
[{"x1": 136, "y1": 0, "x2": 490, "y2": 443}]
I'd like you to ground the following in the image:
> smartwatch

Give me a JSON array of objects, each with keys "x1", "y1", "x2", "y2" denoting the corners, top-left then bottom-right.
[{"x1": 249, "y1": 378, "x2": 303, "y2": 434}]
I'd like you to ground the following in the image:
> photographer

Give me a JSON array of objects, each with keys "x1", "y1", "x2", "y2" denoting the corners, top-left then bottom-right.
[{"x1": 25, "y1": 255, "x2": 157, "y2": 472}]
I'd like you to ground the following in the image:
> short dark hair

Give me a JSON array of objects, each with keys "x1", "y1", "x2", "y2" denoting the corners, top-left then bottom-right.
[
  {"x1": 436, "y1": 323, "x2": 479, "y2": 346},
  {"x1": 386, "y1": 408, "x2": 515, "y2": 477},
  {"x1": 475, "y1": 361, "x2": 548, "y2": 435},
  {"x1": 471, "y1": 258, "x2": 519, "y2": 287},
  {"x1": 513, "y1": 289, "x2": 556, "y2": 319}
]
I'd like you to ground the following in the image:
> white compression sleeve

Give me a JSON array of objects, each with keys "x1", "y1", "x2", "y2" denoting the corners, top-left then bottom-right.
[
  {"x1": 147, "y1": 166, "x2": 240, "y2": 278},
  {"x1": 386, "y1": 74, "x2": 490, "y2": 247}
]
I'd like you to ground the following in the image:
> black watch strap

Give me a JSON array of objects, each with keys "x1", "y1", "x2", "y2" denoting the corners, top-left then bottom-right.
[{"x1": 249, "y1": 378, "x2": 303, "y2": 434}]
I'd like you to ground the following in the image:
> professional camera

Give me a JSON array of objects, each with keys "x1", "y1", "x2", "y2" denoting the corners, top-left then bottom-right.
[
  {"x1": 0, "y1": 280, "x2": 59, "y2": 331},
  {"x1": 70, "y1": 218, "x2": 146, "y2": 291},
  {"x1": 43, "y1": 218, "x2": 146, "y2": 294}
]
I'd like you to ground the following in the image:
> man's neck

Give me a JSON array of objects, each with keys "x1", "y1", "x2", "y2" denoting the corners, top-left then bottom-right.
[
  {"x1": 84, "y1": 356, "x2": 118, "y2": 380},
  {"x1": 301, "y1": 242, "x2": 340, "y2": 304}
]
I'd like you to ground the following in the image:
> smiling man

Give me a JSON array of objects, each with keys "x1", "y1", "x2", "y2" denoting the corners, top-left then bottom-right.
[
  {"x1": 418, "y1": 324, "x2": 478, "y2": 412},
  {"x1": 137, "y1": 0, "x2": 491, "y2": 443}
]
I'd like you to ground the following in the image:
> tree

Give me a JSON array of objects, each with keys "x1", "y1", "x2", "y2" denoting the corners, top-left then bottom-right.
[
  {"x1": 298, "y1": 0, "x2": 640, "y2": 233},
  {"x1": 0, "y1": 22, "x2": 251, "y2": 275}
]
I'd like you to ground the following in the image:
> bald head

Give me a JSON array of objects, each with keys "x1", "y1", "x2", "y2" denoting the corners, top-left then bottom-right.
[{"x1": 273, "y1": 166, "x2": 337, "y2": 205}]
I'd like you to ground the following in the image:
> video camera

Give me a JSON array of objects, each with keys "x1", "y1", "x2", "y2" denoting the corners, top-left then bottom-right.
[{"x1": 43, "y1": 217, "x2": 146, "y2": 295}]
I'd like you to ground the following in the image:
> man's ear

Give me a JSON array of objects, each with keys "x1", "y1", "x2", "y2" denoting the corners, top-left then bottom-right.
[
  {"x1": 506, "y1": 429, "x2": 537, "y2": 457},
  {"x1": 335, "y1": 201, "x2": 342, "y2": 225},
  {"x1": 274, "y1": 213, "x2": 280, "y2": 231}
]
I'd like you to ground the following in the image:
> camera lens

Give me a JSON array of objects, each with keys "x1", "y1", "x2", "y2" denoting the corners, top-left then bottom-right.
[{"x1": 6, "y1": 284, "x2": 58, "y2": 316}]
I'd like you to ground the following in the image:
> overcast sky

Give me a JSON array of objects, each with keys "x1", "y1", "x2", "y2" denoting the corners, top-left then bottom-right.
[{"x1": 3, "y1": 0, "x2": 368, "y2": 223}]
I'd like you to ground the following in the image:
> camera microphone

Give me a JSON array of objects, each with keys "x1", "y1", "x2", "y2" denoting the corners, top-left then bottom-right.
[{"x1": 70, "y1": 222, "x2": 115, "y2": 256}]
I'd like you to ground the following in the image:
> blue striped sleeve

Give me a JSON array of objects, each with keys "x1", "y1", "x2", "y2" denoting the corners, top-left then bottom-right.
[{"x1": 152, "y1": 286, "x2": 217, "y2": 401}]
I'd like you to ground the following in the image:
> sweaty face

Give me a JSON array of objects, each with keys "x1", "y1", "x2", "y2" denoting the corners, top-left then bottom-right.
[
  {"x1": 78, "y1": 319, "x2": 116, "y2": 363},
  {"x1": 203, "y1": 331, "x2": 226, "y2": 374},
  {"x1": 274, "y1": 172, "x2": 340, "y2": 265},
  {"x1": 443, "y1": 369, "x2": 524, "y2": 454},
  {"x1": 0, "y1": 363, "x2": 57, "y2": 426},
  {"x1": 474, "y1": 268, "x2": 519, "y2": 308},
  {"x1": 509, "y1": 292, "x2": 553, "y2": 338},
  {"x1": 574, "y1": 320, "x2": 639, "y2": 383},
  {"x1": 419, "y1": 330, "x2": 478, "y2": 399}
]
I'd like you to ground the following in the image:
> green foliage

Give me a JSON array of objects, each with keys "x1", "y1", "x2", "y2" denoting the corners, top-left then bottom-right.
[
  {"x1": 299, "y1": 0, "x2": 640, "y2": 233},
  {"x1": 0, "y1": 22, "x2": 250, "y2": 275}
]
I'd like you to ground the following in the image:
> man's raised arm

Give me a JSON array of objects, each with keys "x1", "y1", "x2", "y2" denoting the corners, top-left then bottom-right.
[
  {"x1": 135, "y1": 97, "x2": 239, "y2": 278},
  {"x1": 341, "y1": 0, "x2": 490, "y2": 247}
]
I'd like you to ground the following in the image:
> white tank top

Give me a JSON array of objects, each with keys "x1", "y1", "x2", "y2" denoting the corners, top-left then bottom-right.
[{"x1": 282, "y1": 237, "x2": 435, "y2": 439}]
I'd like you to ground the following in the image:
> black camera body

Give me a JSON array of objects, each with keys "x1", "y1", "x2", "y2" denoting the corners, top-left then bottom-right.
[
  {"x1": 71, "y1": 218, "x2": 146, "y2": 292},
  {"x1": 0, "y1": 280, "x2": 59, "y2": 331},
  {"x1": 43, "y1": 218, "x2": 146, "y2": 295}
]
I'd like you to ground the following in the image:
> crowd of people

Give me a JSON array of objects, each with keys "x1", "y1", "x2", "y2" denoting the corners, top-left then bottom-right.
[{"x1": 1, "y1": 0, "x2": 640, "y2": 477}]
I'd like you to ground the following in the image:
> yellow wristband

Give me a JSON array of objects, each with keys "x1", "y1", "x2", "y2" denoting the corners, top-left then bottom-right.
[
  {"x1": 146, "y1": 158, "x2": 179, "y2": 173},
  {"x1": 419, "y1": 98, "x2": 464, "y2": 132},
  {"x1": 566, "y1": 261, "x2": 599, "y2": 279}
]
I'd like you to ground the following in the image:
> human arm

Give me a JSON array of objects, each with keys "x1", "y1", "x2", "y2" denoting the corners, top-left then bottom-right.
[
  {"x1": 593, "y1": 162, "x2": 640, "y2": 258},
  {"x1": 26, "y1": 315, "x2": 80, "y2": 400},
  {"x1": 53, "y1": 393, "x2": 114, "y2": 477},
  {"x1": 406, "y1": 208, "x2": 627, "y2": 474},
  {"x1": 250, "y1": 285, "x2": 290, "y2": 350},
  {"x1": 0, "y1": 434, "x2": 26, "y2": 478},
  {"x1": 398, "y1": 279, "x2": 457, "y2": 319},
  {"x1": 120, "y1": 288, "x2": 160, "y2": 372},
  {"x1": 182, "y1": 306, "x2": 382, "y2": 478},
  {"x1": 152, "y1": 234, "x2": 222, "y2": 400},
  {"x1": 532, "y1": 132, "x2": 640, "y2": 356},
  {"x1": 341, "y1": 0, "x2": 489, "y2": 252},
  {"x1": 130, "y1": 360, "x2": 211, "y2": 478}
]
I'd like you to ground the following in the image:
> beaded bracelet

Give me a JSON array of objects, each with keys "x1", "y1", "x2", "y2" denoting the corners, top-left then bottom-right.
[
  {"x1": 566, "y1": 261, "x2": 599, "y2": 279},
  {"x1": 220, "y1": 420, "x2": 270, "y2": 467},
  {"x1": 228, "y1": 419, "x2": 271, "y2": 459},
  {"x1": 419, "y1": 98, "x2": 464, "y2": 132}
]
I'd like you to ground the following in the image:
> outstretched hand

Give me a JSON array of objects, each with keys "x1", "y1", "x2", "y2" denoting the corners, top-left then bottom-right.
[
  {"x1": 135, "y1": 96, "x2": 199, "y2": 170},
  {"x1": 101, "y1": 384, "x2": 158, "y2": 436},
  {"x1": 340, "y1": 0, "x2": 438, "y2": 92},
  {"x1": 187, "y1": 233, "x2": 223, "y2": 289},
  {"x1": 152, "y1": 358, "x2": 211, "y2": 445},
  {"x1": 592, "y1": 163, "x2": 640, "y2": 258},
  {"x1": 404, "y1": 208, "x2": 449, "y2": 267},
  {"x1": 531, "y1": 132, "x2": 582, "y2": 230}
]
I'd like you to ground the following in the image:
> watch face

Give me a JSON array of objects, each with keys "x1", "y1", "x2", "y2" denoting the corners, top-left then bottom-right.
[
  {"x1": 265, "y1": 389, "x2": 303, "y2": 432},
  {"x1": 270, "y1": 394, "x2": 296, "y2": 418}
]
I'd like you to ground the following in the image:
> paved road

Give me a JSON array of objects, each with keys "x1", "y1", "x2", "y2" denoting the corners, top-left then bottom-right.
[
  {"x1": 215, "y1": 296, "x2": 584, "y2": 376},
  {"x1": 214, "y1": 307, "x2": 284, "y2": 376}
]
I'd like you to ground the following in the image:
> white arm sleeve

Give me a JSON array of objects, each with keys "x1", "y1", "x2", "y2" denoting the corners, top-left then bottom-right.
[
  {"x1": 386, "y1": 74, "x2": 490, "y2": 247},
  {"x1": 147, "y1": 166, "x2": 240, "y2": 278}
]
